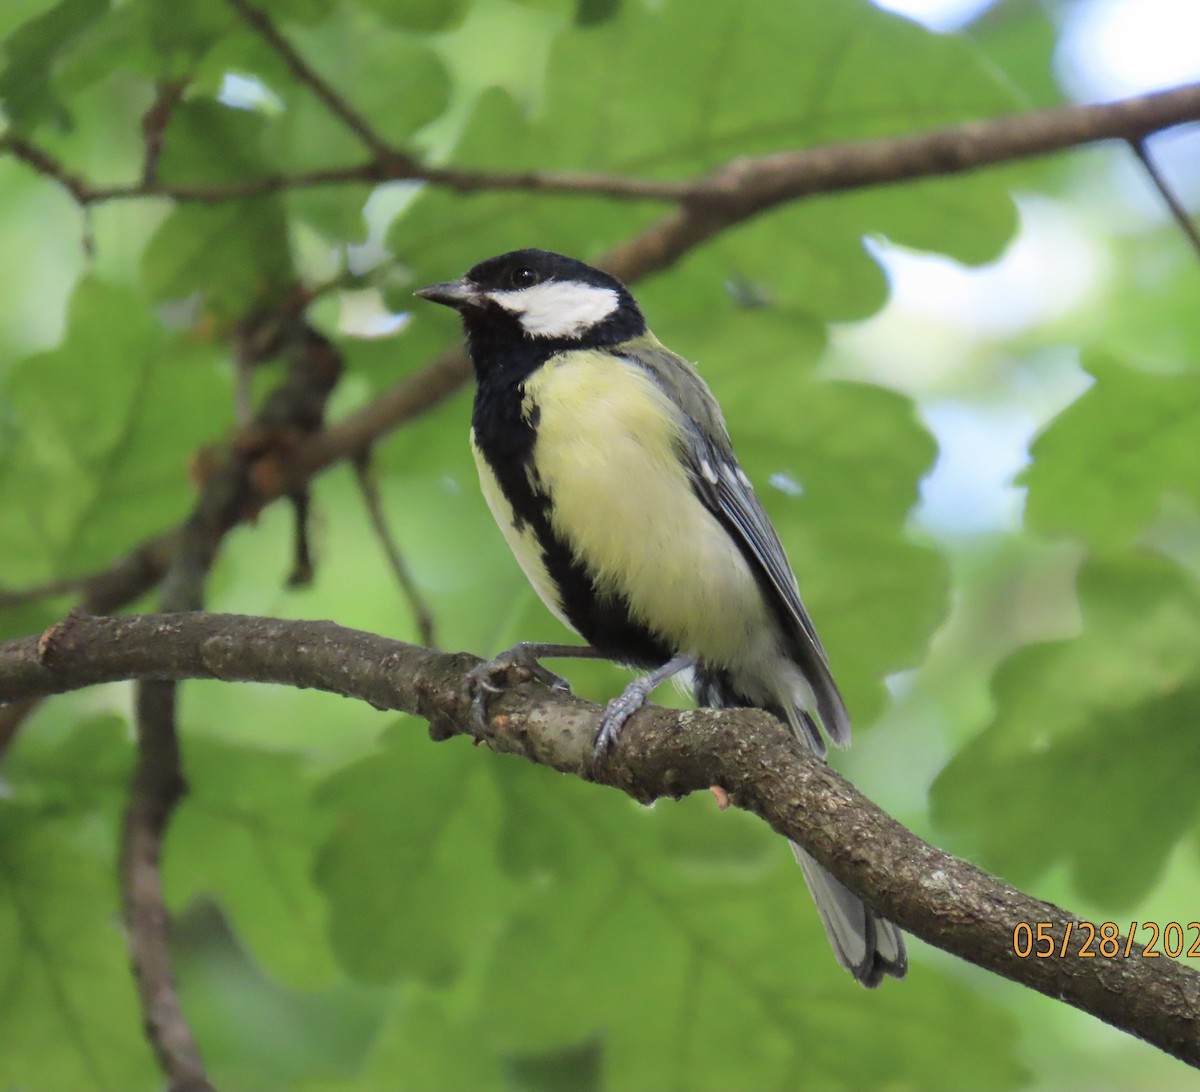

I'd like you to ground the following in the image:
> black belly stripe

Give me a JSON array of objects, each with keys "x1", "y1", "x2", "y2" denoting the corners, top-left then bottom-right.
[{"x1": 472, "y1": 376, "x2": 673, "y2": 669}]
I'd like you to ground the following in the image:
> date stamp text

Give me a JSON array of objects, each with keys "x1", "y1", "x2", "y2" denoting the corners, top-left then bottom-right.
[{"x1": 1013, "y1": 921, "x2": 1200, "y2": 959}]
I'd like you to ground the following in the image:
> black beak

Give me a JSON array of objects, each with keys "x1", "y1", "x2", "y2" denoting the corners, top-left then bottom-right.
[{"x1": 414, "y1": 278, "x2": 478, "y2": 309}]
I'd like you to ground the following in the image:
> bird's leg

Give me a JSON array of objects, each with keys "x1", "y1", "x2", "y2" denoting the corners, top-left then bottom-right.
[
  {"x1": 595, "y1": 654, "x2": 697, "y2": 754},
  {"x1": 467, "y1": 642, "x2": 602, "y2": 730}
]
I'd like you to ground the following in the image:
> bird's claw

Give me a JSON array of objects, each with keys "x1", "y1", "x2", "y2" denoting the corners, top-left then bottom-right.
[
  {"x1": 466, "y1": 646, "x2": 572, "y2": 731},
  {"x1": 593, "y1": 688, "x2": 647, "y2": 756}
]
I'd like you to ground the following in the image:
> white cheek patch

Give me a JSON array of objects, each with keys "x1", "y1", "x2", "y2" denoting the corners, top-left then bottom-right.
[{"x1": 486, "y1": 281, "x2": 620, "y2": 339}]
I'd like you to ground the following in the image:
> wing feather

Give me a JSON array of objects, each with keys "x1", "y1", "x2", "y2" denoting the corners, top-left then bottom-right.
[{"x1": 619, "y1": 342, "x2": 851, "y2": 745}]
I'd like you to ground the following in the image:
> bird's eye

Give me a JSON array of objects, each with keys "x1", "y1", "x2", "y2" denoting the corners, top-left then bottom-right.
[{"x1": 510, "y1": 267, "x2": 539, "y2": 289}]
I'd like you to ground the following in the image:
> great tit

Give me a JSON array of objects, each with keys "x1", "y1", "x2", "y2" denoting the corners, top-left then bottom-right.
[{"x1": 416, "y1": 248, "x2": 906, "y2": 987}]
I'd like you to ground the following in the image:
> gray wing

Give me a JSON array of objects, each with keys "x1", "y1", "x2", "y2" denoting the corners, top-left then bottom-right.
[{"x1": 620, "y1": 340, "x2": 851, "y2": 745}]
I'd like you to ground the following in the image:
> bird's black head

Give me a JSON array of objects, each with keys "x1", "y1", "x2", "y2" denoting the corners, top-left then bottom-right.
[{"x1": 416, "y1": 249, "x2": 647, "y2": 370}]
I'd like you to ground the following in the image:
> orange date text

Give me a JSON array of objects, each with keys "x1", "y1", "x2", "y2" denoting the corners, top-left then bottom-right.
[{"x1": 1012, "y1": 921, "x2": 1200, "y2": 959}]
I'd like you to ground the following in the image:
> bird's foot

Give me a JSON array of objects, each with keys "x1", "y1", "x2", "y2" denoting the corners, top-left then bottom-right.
[
  {"x1": 593, "y1": 653, "x2": 698, "y2": 756},
  {"x1": 594, "y1": 680, "x2": 654, "y2": 755},
  {"x1": 466, "y1": 643, "x2": 573, "y2": 731}
]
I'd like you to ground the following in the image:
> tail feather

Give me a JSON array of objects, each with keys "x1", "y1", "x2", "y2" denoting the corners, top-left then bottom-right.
[
  {"x1": 790, "y1": 842, "x2": 906, "y2": 987},
  {"x1": 694, "y1": 660, "x2": 907, "y2": 987}
]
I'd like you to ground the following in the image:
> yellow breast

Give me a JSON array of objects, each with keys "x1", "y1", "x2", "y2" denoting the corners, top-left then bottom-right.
[{"x1": 521, "y1": 350, "x2": 770, "y2": 665}]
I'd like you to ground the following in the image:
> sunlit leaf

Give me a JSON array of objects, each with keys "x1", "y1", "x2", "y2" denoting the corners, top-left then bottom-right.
[
  {"x1": 0, "y1": 803, "x2": 158, "y2": 1091},
  {"x1": 0, "y1": 277, "x2": 228, "y2": 582},
  {"x1": 1022, "y1": 353, "x2": 1200, "y2": 549},
  {"x1": 932, "y1": 554, "x2": 1200, "y2": 906}
]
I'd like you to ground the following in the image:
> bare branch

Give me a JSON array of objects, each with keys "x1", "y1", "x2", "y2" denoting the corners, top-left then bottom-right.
[
  {"x1": 352, "y1": 452, "x2": 437, "y2": 647},
  {"x1": 121, "y1": 676, "x2": 213, "y2": 1092},
  {"x1": 3, "y1": 610, "x2": 1200, "y2": 1068},
  {"x1": 0, "y1": 135, "x2": 95, "y2": 203},
  {"x1": 2, "y1": 82, "x2": 1198, "y2": 209},
  {"x1": 141, "y1": 78, "x2": 189, "y2": 186},
  {"x1": 221, "y1": 0, "x2": 408, "y2": 164},
  {"x1": 0, "y1": 576, "x2": 88, "y2": 609},
  {"x1": 1132, "y1": 137, "x2": 1200, "y2": 260}
]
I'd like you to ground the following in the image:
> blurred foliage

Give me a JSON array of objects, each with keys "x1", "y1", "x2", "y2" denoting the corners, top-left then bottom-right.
[{"x1": 0, "y1": 0, "x2": 1198, "y2": 1089}]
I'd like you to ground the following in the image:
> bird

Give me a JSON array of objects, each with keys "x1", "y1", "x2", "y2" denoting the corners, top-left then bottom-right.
[{"x1": 415, "y1": 248, "x2": 906, "y2": 987}]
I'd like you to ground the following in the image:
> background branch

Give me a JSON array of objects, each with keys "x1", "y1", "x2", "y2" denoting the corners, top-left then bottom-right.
[
  {"x1": 2, "y1": 611, "x2": 1198, "y2": 1068},
  {"x1": 352, "y1": 451, "x2": 437, "y2": 647},
  {"x1": 2, "y1": 83, "x2": 1198, "y2": 208},
  {"x1": 1131, "y1": 138, "x2": 1200, "y2": 259},
  {"x1": 221, "y1": 0, "x2": 406, "y2": 164},
  {"x1": 118, "y1": 320, "x2": 343, "y2": 1091}
]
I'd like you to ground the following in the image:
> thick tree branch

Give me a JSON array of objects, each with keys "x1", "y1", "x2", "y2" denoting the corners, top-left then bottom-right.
[
  {"x1": 2, "y1": 83, "x2": 1197, "y2": 208},
  {"x1": 3, "y1": 611, "x2": 1199, "y2": 1068}
]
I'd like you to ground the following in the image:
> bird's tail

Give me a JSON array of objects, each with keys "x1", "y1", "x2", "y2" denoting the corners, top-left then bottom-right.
[
  {"x1": 789, "y1": 841, "x2": 906, "y2": 987},
  {"x1": 694, "y1": 663, "x2": 907, "y2": 987}
]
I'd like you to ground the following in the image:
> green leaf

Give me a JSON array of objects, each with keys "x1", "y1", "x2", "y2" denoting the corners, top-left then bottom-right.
[
  {"x1": 364, "y1": 0, "x2": 469, "y2": 33},
  {"x1": 314, "y1": 728, "x2": 521, "y2": 985},
  {"x1": 1022, "y1": 353, "x2": 1200, "y2": 549},
  {"x1": 172, "y1": 902, "x2": 381, "y2": 1091},
  {"x1": 165, "y1": 739, "x2": 339, "y2": 989},
  {"x1": 298, "y1": 990, "x2": 510, "y2": 1092},
  {"x1": 967, "y1": 0, "x2": 1064, "y2": 109},
  {"x1": 931, "y1": 554, "x2": 1200, "y2": 907},
  {"x1": 479, "y1": 762, "x2": 1027, "y2": 1091},
  {"x1": 141, "y1": 99, "x2": 297, "y2": 318},
  {"x1": 0, "y1": 0, "x2": 106, "y2": 131},
  {"x1": 0, "y1": 276, "x2": 228, "y2": 584},
  {"x1": 141, "y1": 198, "x2": 295, "y2": 319},
  {"x1": 0, "y1": 803, "x2": 158, "y2": 1091},
  {"x1": 1090, "y1": 233, "x2": 1200, "y2": 370},
  {"x1": 391, "y1": 0, "x2": 1019, "y2": 309},
  {"x1": 0, "y1": 713, "x2": 131, "y2": 813},
  {"x1": 51, "y1": 0, "x2": 234, "y2": 87}
]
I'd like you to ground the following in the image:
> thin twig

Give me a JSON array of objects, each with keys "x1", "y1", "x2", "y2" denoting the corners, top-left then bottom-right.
[
  {"x1": 0, "y1": 576, "x2": 88, "y2": 609},
  {"x1": 141, "y1": 78, "x2": 189, "y2": 186},
  {"x1": 121, "y1": 678, "x2": 212, "y2": 1092},
  {"x1": 352, "y1": 451, "x2": 437, "y2": 647},
  {"x1": 221, "y1": 0, "x2": 407, "y2": 164},
  {"x1": 1132, "y1": 137, "x2": 1200, "y2": 261},
  {"x1": 0, "y1": 530, "x2": 178, "y2": 614},
  {"x1": 0, "y1": 136, "x2": 94, "y2": 203},
  {"x1": 2, "y1": 82, "x2": 1198, "y2": 209}
]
